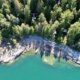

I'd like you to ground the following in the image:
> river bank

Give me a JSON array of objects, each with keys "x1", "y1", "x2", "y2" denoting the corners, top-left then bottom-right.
[{"x1": 0, "y1": 35, "x2": 80, "y2": 65}]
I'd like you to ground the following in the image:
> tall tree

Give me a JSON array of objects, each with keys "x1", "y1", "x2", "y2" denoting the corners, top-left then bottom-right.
[
  {"x1": 36, "y1": 0, "x2": 44, "y2": 15},
  {"x1": 24, "y1": 5, "x2": 31, "y2": 23},
  {"x1": 13, "y1": 0, "x2": 23, "y2": 16},
  {"x1": 67, "y1": 21, "x2": 80, "y2": 51},
  {"x1": 38, "y1": 13, "x2": 46, "y2": 22}
]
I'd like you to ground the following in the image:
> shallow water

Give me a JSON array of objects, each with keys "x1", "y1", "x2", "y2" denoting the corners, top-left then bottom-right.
[{"x1": 0, "y1": 55, "x2": 80, "y2": 80}]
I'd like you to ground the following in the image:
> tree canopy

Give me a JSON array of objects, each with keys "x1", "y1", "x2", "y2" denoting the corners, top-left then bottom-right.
[{"x1": 0, "y1": 0, "x2": 80, "y2": 51}]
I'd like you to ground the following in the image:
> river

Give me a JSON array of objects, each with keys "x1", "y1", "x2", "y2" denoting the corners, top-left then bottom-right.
[{"x1": 0, "y1": 54, "x2": 80, "y2": 80}]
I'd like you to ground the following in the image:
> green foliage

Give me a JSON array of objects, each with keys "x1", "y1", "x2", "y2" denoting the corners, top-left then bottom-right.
[
  {"x1": 56, "y1": 9, "x2": 74, "y2": 38},
  {"x1": 49, "y1": 20, "x2": 60, "y2": 39},
  {"x1": 67, "y1": 21, "x2": 80, "y2": 51},
  {"x1": 0, "y1": 13, "x2": 11, "y2": 29},
  {"x1": 0, "y1": 31, "x2": 2, "y2": 41},
  {"x1": 13, "y1": 0, "x2": 23, "y2": 16},
  {"x1": 0, "y1": 0, "x2": 5, "y2": 8},
  {"x1": 24, "y1": 5, "x2": 31, "y2": 23},
  {"x1": 61, "y1": 0, "x2": 67, "y2": 9},
  {"x1": 11, "y1": 38, "x2": 17, "y2": 45},
  {"x1": 6, "y1": 14, "x2": 19, "y2": 25},
  {"x1": 41, "y1": 21, "x2": 49, "y2": 37},
  {"x1": 36, "y1": 0, "x2": 44, "y2": 15},
  {"x1": 67, "y1": 0, "x2": 77, "y2": 9},
  {"x1": 1, "y1": 26, "x2": 12, "y2": 39},
  {"x1": 61, "y1": 0, "x2": 77, "y2": 10},
  {"x1": 12, "y1": 25, "x2": 23, "y2": 39},
  {"x1": 0, "y1": 0, "x2": 80, "y2": 51},
  {"x1": 21, "y1": 23, "x2": 30, "y2": 35},
  {"x1": 50, "y1": 4, "x2": 62, "y2": 23},
  {"x1": 60, "y1": 9, "x2": 74, "y2": 23},
  {"x1": 44, "y1": 6, "x2": 51, "y2": 21},
  {"x1": 38, "y1": 13, "x2": 46, "y2": 22},
  {"x1": 12, "y1": 23, "x2": 34, "y2": 40},
  {"x1": 43, "y1": 0, "x2": 56, "y2": 7},
  {"x1": 2, "y1": 2, "x2": 10, "y2": 15}
]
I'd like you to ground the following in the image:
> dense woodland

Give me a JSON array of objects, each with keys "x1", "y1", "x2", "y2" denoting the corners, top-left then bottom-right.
[{"x1": 0, "y1": 0, "x2": 80, "y2": 51}]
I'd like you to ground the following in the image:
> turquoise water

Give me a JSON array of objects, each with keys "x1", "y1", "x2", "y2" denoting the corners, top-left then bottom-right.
[{"x1": 0, "y1": 55, "x2": 80, "y2": 80}]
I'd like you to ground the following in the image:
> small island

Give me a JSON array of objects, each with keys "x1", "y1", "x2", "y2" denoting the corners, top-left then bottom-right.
[{"x1": 0, "y1": 0, "x2": 80, "y2": 66}]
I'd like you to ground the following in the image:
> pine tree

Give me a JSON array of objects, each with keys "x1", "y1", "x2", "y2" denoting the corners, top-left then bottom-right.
[
  {"x1": 36, "y1": 0, "x2": 44, "y2": 15},
  {"x1": 13, "y1": 0, "x2": 23, "y2": 16},
  {"x1": 24, "y1": 5, "x2": 31, "y2": 23}
]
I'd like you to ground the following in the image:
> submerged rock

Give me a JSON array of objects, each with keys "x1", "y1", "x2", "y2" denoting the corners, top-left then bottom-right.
[{"x1": 42, "y1": 54, "x2": 55, "y2": 65}]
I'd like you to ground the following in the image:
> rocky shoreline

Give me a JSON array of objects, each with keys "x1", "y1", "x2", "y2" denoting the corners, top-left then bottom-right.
[{"x1": 0, "y1": 35, "x2": 80, "y2": 64}]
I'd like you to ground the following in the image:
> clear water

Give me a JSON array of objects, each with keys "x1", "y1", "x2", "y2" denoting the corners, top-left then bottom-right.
[{"x1": 0, "y1": 55, "x2": 80, "y2": 80}]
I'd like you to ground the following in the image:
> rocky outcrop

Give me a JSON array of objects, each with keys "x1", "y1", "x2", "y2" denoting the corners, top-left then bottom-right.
[{"x1": 0, "y1": 35, "x2": 80, "y2": 64}]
